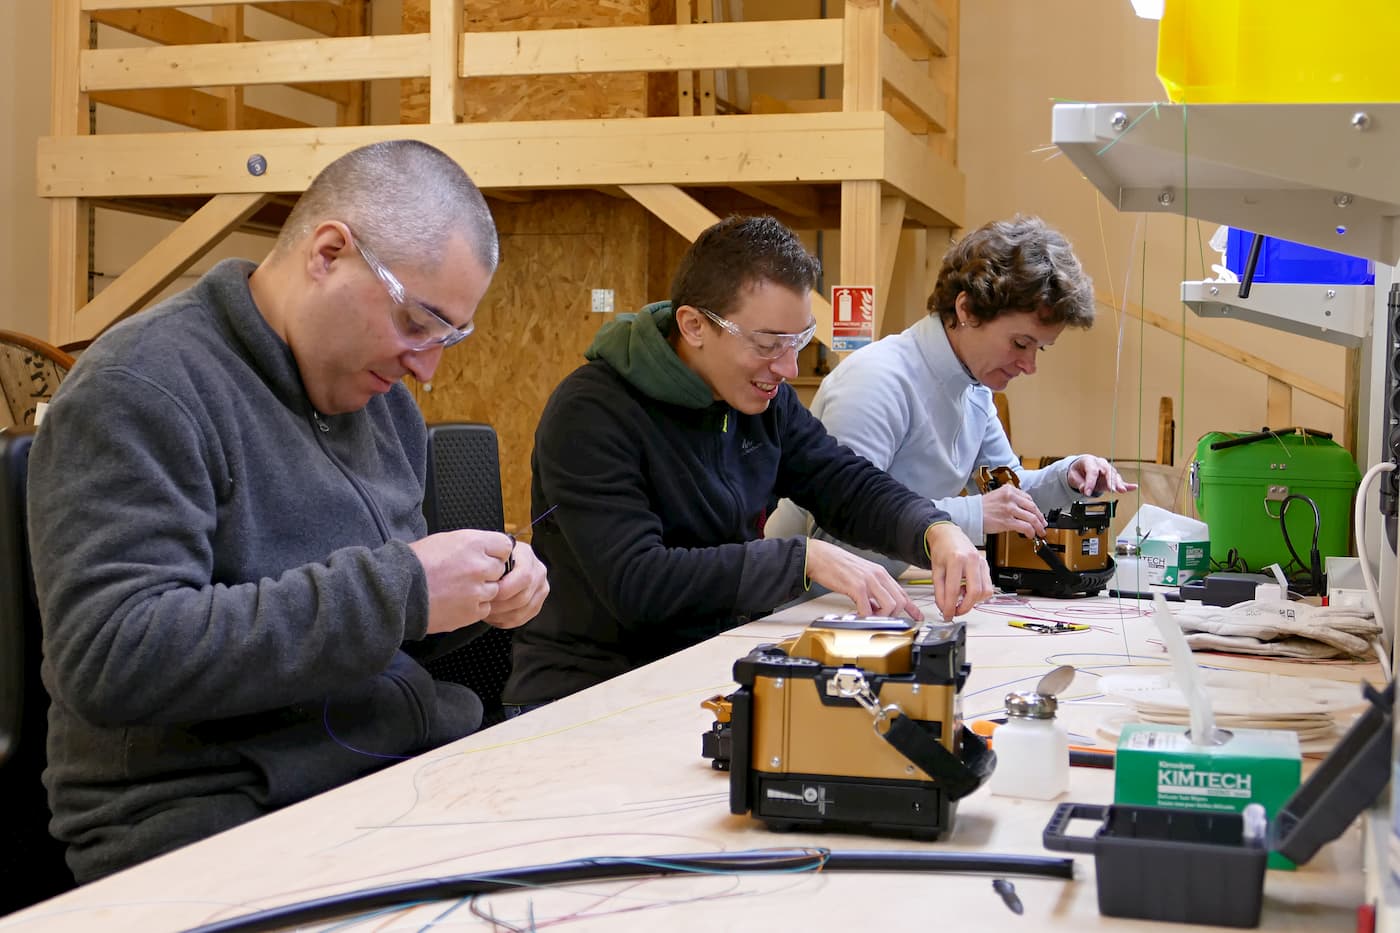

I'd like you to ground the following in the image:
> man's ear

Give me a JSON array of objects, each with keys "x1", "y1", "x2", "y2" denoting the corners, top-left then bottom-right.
[
  {"x1": 673, "y1": 304, "x2": 706, "y2": 348},
  {"x1": 306, "y1": 221, "x2": 351, "y2": 282}
]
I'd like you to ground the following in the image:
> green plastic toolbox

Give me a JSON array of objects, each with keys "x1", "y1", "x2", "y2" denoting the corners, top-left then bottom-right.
[{"x1": 1190, "y1": 428, "x2": 1359, "y2": 575}]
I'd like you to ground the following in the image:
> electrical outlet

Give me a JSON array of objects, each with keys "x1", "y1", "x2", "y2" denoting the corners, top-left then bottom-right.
[{"x1": 591, "y1": 289, "x2": 615, "y2": 314}]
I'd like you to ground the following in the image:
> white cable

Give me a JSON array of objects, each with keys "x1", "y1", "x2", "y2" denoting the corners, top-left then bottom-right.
[{"x1": 1354, "y1": 460, "x2": 1396, "y2": 679}]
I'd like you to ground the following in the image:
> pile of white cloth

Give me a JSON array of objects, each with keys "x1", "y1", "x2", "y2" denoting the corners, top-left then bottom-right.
[{"x1": 1171, "y1": 599, "x2": 1381, "y2": 661}]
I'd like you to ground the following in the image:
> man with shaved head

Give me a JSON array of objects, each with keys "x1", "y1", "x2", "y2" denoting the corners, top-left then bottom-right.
[{"x1": 28, "y1": 140, "x2": 548, "y2": 882}]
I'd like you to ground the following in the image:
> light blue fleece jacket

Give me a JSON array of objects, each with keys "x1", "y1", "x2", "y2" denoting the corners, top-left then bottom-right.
[{"x1": 765, "y1": 313, "x2": 1085, "y2": 571}]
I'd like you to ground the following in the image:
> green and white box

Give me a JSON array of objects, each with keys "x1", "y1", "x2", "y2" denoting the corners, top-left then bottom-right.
[
  {"x1": 1140, "y1": 538, "x2": 1210, "y2": 585},
  {"x1": 1115, "y1": 723, "x2": 1301, "y2": 870}
]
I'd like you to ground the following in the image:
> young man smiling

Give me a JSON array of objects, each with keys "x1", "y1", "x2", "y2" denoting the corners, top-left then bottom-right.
[{"x1": 504, "y1": 215, "x2": 992, "y2": 709}]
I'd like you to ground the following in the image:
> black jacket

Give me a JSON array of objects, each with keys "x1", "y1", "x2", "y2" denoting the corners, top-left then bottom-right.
[{"x1": 504, "y1": 303, "x2": 949, "y2": 705}]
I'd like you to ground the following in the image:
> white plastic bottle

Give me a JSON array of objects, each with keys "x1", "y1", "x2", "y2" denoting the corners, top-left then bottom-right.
[{"x1": 987, "y1": 690, "x2": 1070, "y2": 800}]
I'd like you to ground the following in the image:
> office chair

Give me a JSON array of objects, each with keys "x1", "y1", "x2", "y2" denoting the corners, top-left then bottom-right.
[
  {"x1": 0, "y1": 427, "x2": 75, "y2": 913},
  {"x1": 416, "y1": 423, "x2": 515, "y2": 727}
]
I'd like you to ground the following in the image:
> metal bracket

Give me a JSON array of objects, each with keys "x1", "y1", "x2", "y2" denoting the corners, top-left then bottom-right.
[{"x1": 828, "y1": 667, "x2": 902, "y2": 736}]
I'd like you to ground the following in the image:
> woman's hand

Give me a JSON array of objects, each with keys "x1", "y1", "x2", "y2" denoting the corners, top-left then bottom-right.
[{"x1": 1068, "y1": 456, "x2": 1136, "y2": 497}]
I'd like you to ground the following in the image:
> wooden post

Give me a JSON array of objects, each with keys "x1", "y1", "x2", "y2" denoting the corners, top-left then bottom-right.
[
  {"x1": 430, "y1": 0, "x2": 463, "y2": 124},
  {"x1": 338, "y1": 0, "x2": 370, "y2": 126},
  {"x1": 1157, "y1": 396, "x2": 1175, "y2": 466},
  {"x1": 927, "y1": 0, "x2": 957, "y2": 164},
  {"x1": 213, "y1": 6, "x2": 244, "y2": 130},
  {"x1": 49, "y1": 0, "x2": 90, "y2": 345},
  {"x1": 1343, "y1": 346, "x2": 1361, "y2": 459},
  {"x1": 1266, "y1": 375, "x2": 1293, "y2": 429},
  {"x1": 876, "y1": 194, "x2": 906, "y2": 336},
  {"x1": 884, "y1": 226, "x2": 928, "y2": 335},
  {"x1": 839, "y1": 0, "x2": 882, "y2": 345},
  {"x1": 676, "y1": 0, "x2": 695, "y2": 116}
]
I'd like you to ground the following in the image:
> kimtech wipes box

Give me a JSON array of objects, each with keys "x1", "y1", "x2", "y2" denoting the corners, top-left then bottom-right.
[
  {"x1": 1115, "y1": 723, "x2": 1301, "y2": 870},
  {"x1": 1119, "y1": 504, "x2": 1210, "y2": 586}
]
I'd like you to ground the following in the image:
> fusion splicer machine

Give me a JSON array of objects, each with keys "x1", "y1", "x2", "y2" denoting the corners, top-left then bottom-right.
[
  {"x1": 977, "y1": 465, "x2": 1117, "y2": 598},
  {"x1": 702, "y1": 615, "x2": 994, "y2": 840}
]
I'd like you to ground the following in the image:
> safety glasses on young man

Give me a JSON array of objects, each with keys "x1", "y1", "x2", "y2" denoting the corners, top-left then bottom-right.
[
  {"x1": 693, "y1": 305, "x2": 816, "y2": 360},
  {"x1": 349, "y1": 228, "x2": 474, "y2": 351}
]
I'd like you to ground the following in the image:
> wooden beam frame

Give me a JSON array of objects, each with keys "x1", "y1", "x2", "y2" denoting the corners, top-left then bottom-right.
[
  {"x1": 621, "y1": 184, "x2": 720, "y2": 242},
  {"x1": 251, "y1": 2, "x2": 354, "y2": 37},
  {"x1": 430, "y1": 0, "x2": 462, "y2": 123},
  {"x1": 1123, "y1": 299, "x2": 1344, "y2": 407},
  {"x1": 880, "y1": 34, "x2": 948, "y2": 132},
  {"x1": 1266, "y1": 375, "x2": 1293, "y2": 428},
  {"x1": 90, "y1": 89, "x2": 310, "y2": 132},
  {"x1": 889, "y1": 0, "x2": 950, "y2": 57},
  {"x1": 91, "y1": 8, "x2": 224, "y2": 45},
  {"x1": 83, "y1": 0, "x2": 252, "y2": 9},
  {"x1": 732, "y1": 184, "x2": 822, "y2": 219},
  {"x1": 39, "y1": 113, "x2": 906, "y2": 197},
  {"x1": 81, "y1": 34, "x2": 431, "y2": 92},
  {"x1": 75, "y1": 193, "x2": 271, "y2": 337},
  {"x1": 877, "y1": 194, "x2": 907, "y2": 322},
  {"x1": 459, "y1": 20, "x2": 840, "y2": 79},
  {"x1": 50, "y1": 0, "x2": 90, "y2": 346}
]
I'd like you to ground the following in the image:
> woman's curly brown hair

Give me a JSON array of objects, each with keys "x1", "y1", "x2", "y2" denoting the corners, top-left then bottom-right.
[{"x1": 929, "y1": 216, "x2": 1095, "y2": 329}]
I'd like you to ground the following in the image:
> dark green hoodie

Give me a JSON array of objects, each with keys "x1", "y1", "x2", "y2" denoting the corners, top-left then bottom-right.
[
  {"x1": 584, "y1": 300, "x2": 713, "y2": 408},
  {"x1": 506, "y1": 301, "x2": 951, "y2": 705}
]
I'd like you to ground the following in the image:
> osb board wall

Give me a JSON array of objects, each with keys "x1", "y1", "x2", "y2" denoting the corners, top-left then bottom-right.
[
  {"x1": 401, "y1": 0, "x2": 649, "y2": 122},
  {"x1": 412, "y1": 192, "x2": 652, "y2": 531}
]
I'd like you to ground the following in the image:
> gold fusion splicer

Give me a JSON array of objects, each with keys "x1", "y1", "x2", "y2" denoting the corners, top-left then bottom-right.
[
  {"x1": 976, "y1": 466, "x2": 1117, "y2": 597},
  {"x1": 702, "y1": 615, "x2": 994, "y2": 839}
]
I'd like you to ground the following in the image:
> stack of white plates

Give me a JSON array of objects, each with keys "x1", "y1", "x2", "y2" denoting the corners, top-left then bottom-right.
[{"x1": 1096, "y1": 669, "x2": 1366, "y2": 752}]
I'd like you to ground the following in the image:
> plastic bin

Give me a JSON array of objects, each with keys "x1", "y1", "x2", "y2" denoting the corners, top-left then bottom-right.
[
  {"x1": 1156, "y1": 0, "x2": 1400, "y2": 103},
  {"x1": 1044, "y1": 682, "x2": 1393, "y2": 928},
  {"x1": 1044, "y1": 803, "x2": 1266, "y2": 927},
  {"x1": 1225, "y1": 229, "x2": 1374, "y2": 286},
  {"x1": 1190, "y1": 429, "x2": 1359, "y2": 574}
]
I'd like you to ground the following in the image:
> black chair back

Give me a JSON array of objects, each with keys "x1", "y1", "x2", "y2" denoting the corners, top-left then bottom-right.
[
  {"x1": 418, "y1": 423, "x2": 514, "y2": 727},
  {"x1": 424, "y1": 421, "x2": 505, "y2": 535},
  {"x1": 0, "y1": 427, "x2": 75, "y2": 913}
]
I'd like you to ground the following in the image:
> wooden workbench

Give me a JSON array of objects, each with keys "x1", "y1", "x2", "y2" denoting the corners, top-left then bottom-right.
[{"x1": 3, "y1": 587, "x2": 1379, "y2": 931}]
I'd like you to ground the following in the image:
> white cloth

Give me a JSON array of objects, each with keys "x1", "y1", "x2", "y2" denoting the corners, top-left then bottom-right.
[
  {"x1": 1173, "y1": 599, "x2": 1381, "y2": 660},
  {"x1": 765, "y1": 314, "x2": 1087, "y2": 573}
]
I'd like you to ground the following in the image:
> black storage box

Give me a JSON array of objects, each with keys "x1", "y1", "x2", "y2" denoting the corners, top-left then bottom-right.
[{"x1": 1043, "y1": 680, "x2": 1393, "y2": 928}]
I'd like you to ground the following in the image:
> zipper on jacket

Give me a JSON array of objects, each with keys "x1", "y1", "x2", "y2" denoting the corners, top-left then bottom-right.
[{"x1": 308, "y1": 409, "x2": 392, "y2": 542}]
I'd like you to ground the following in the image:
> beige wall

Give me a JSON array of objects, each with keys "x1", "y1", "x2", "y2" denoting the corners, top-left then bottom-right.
[
  {"x1": 958, "y1": 1, "x2": 1346, "y2": 475},
  {"x1": 2, "y1": 3, "x2": 53, "y2": 338}
]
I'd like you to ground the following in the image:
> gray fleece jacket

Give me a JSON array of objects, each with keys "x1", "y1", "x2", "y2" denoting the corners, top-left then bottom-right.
[{"x1": 27, "y1": 259, "x2": 480, "y2": 883}]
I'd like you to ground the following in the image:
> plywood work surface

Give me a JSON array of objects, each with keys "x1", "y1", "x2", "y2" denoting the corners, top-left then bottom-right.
[{"x1": 5, "y1": 589, "x2": 1374, "y2": 931}]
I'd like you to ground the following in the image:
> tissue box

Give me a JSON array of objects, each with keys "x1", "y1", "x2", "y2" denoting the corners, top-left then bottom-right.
[
  {"x1": 1120, "y1": 503, "x2": 1211, "y2": 586},
  {"x1": 1140, "y1": 538, "x2": 1209, "y2": 586},
  {"x1": 1115, "y1": 723, "x2": 1301, "y2": 870}
]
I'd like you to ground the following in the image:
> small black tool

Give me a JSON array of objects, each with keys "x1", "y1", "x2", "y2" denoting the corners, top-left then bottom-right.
[
  {"x1": 992, "y1": 878, "x2": 1024, "y2": 915},
  {"x1": 500, "y1": 533, "x2": 517, "y2": 578}
]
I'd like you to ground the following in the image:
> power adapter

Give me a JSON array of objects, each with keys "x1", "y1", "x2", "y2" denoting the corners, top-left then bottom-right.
[{"x1": 1178, "y1": 572, "x2": 1275, "y2": 607}]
